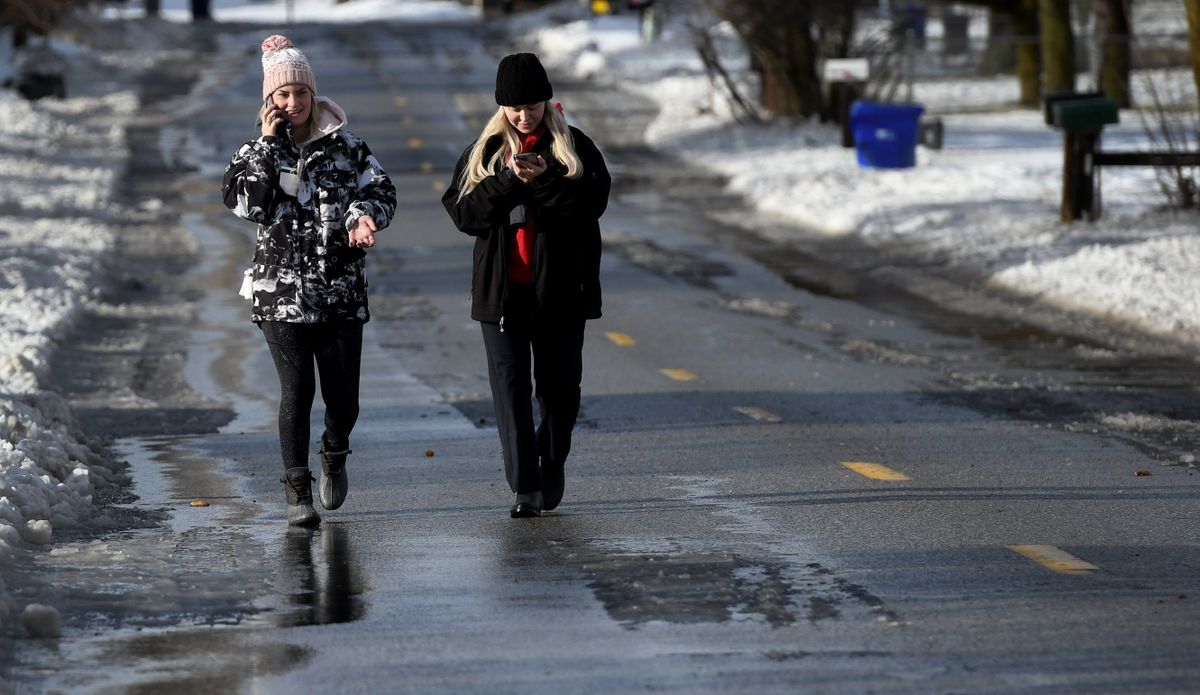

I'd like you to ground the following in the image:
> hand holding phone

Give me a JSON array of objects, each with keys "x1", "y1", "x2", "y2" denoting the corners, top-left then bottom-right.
[
  {"x1": 259, "y1": 97, "x2": 291, "y2": 140},
  {"x1": 511, "y1": 151, "x2": 546, "y2": 183}
]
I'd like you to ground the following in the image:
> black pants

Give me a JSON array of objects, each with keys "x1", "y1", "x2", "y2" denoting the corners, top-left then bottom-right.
[
  {"x1": 259, "y1": 321, "x2": 363, "y2": 471},
  {"x1": 481, "y1": 311, "x2": 586, "y2": 495}
]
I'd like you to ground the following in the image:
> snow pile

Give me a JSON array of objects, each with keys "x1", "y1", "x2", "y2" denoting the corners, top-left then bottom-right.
[
  {"x1": 527, "y1": 5, "x2": 1200, "y2": 348},
  {"x1": 0, "y1": 87, "x2": 135, "y2": 629}
]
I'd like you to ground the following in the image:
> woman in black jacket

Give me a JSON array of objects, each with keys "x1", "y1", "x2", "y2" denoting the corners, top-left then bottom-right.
[{"x1": 442, "y1": 53, "x2": 610, "y2": 518}]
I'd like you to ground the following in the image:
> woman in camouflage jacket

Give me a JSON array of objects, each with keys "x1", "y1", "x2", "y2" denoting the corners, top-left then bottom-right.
[{"x1": 222, "y1": 35, "x2": 396, "y2": 527}]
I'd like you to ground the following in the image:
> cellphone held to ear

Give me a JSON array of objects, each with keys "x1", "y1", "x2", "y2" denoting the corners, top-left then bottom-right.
[{"x1": 257, "y1": 96, "x2": 292, "y2": 138}]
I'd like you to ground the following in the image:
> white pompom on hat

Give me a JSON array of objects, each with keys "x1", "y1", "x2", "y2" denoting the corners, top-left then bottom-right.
[{"x1": 261, "y1": 34, "x2": 316, "y2": 98}]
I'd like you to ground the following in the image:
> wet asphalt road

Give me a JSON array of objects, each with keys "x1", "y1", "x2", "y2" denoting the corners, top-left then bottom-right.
[{"x1": 11, "y1": 17, "x2": 1200, "y2": 695}]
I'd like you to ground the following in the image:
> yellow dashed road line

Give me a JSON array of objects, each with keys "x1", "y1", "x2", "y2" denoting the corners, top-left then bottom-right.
[
  {"x1": 408, "y1": 137, "x2": 424, "y2": 149},
  {"x1": 1008, "y1": 545, "x2": 1100, "y2": 574},
  {"x1": 660, "y1": 368, "x2": 697, "y2": 382},
  {"x1": 394, "y1": 95, "x2": 408, "y2": 108},
  {"x1": 605, "y1": 332, "x2": 636, "y2": 346},
  {"x1": 840, "y1": 461, "x2": 911, "y2": 481}
]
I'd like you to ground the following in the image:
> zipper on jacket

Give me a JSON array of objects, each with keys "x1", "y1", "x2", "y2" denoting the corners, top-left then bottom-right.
[{"x1": 499, "y1": 315, "x2": 505, "y2": 333}]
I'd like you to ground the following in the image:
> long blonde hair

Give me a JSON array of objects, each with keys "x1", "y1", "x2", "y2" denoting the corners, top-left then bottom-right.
[{"x1": 456, "y1": 103, "x2": 583, "y2": 201}]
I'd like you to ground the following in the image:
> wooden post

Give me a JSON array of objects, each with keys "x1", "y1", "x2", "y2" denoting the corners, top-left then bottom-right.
[{"x1": 1062, "y1": 131, "x2": 1099, "y2": 222}]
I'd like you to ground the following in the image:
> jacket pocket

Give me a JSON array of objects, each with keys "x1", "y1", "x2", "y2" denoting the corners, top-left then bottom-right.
[{"x1": 254, "y1": 221, "x2": 293, "y2": 267}]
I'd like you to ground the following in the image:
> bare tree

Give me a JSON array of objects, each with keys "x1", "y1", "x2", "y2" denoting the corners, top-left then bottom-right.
[
  {"x1": 1137, "y1": 76, "x2": 1198, "y2": 209},
  {"x1": 704, "y1": 0, "x2": 866, "y2": 119},
  {"x1": 1039, "y1": 0, "x2": 1074, "y2": 94},
  {"x1": 945, "y1": 0, "x2": 1041, "y2": 106},
  {"x1": 1095, "y1": 0, "x2": 1132, "y2": 107},
  {"x1": 1014, "y1": 0, "x2": 1041, "y2": 105},
  {"x1": 1, "y1": 0, "x2": 89, "y2": 47},
  {"x1": 1187, "y1": 0, "x2": 1200, "y2": 110}
]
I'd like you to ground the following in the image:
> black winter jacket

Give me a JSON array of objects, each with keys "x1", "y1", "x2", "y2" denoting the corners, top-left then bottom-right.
[
  {"x1": 441, "y1": 125, "x2": 610, "y2": 324},
  {"x1": 222, "y1": 98, "x2": 396, "y2": 324}
]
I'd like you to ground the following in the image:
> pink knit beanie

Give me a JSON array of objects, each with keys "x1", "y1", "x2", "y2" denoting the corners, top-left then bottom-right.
[{"x1": 261, "y1": 35, "x2": 316, "y2": 98}]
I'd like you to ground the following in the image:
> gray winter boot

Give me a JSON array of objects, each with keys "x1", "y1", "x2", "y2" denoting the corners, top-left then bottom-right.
[
  {"x1": 318, "y1": 438, "x2": 350, "y2": 511},
  {"x1": 282, "y1": 467, "x2": 321, "y2": 527}
]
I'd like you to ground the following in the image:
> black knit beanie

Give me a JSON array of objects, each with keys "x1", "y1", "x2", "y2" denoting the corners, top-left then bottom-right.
[{"x1": 495, "y1": 53, "x2": 553, "y2": 106}]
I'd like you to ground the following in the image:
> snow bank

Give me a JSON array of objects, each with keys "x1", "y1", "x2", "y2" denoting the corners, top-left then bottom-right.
[{"x1": 0, "y1": 72, "x2": 135, "y2": 631}]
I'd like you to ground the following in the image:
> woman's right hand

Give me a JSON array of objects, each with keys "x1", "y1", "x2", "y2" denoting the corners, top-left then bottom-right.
[
  {"x1": 511, "y1": 154, "x2": 547, "y2": 185},
  {"x1": 260, "y1": 102, "x2": 287, "y2": 138}
]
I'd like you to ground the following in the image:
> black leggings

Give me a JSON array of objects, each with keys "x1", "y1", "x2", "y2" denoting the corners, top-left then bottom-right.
[{"x1": 259, "y1": 321, "x2": 363, "y2": 471}]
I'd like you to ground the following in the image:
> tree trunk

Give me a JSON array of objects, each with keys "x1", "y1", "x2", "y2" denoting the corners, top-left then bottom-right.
[
  {"x1": 1015, "y1": 0, "x2": 1041, "y2": 106},
  {"x1": 1096, "y1": 0, "x2": 1131, "y2": 107},
  {"x1": 1187, "y1": 0, "x2": 1200, "y2": 110},
  {"x1": 1039, "y1": 0, "x2": 1074, "y2": 95},
  {"x1": 980, "y1": 9, "x2": 1015, "y2": 75},
  {"x1": 713, "y1": 0, "x2": 825, "y2": 119},
  {"x1": 145, "y1": 0, "x2": 160, "y2": 16}
]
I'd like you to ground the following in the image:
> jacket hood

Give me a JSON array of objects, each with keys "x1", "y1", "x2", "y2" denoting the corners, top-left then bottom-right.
[{"x1": 298, "y1": 96, "x2": 347, "y2": 146}]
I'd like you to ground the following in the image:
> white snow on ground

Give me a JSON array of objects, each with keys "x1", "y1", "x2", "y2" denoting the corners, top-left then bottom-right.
[
  {"x1": 523, "y1": 2, "x2": 1200, "y2": 346},
  {"x1": 0, "y1": 86, "x2": 134, "y2": 627}
]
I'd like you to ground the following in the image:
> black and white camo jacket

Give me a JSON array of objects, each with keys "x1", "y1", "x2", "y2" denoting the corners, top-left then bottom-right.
[{"x1": 222, "y1": 97, "x2": 396, "y2": 324}]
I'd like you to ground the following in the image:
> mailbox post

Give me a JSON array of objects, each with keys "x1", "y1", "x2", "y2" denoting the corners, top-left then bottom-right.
[
  {"x1": 1044, "y1": 92, "x2": 1118, "y2": 222},
  {"x1": 823, "y1": 58, "x2": 870, "y2": 148}
]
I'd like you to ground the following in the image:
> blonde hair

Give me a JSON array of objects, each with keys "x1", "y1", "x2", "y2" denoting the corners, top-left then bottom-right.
[{"x1": 456, "y1": 103, "x2": 583, "y2": 201}]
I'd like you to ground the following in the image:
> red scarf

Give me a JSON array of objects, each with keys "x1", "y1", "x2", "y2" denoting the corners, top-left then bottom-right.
[{"x1": 507, "y1": 128, "x2": 544, "y2": 284}]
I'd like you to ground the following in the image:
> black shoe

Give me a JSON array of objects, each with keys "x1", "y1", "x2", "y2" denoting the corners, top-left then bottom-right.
[
  {"x1": 282, "y1": 467, "x2": 320, "y2": 527},
  {"x1": 541, "y1": 459, "x2": 564, "y2": 512},
  {"x1": 510, "y1": 491, "x2": 543, "y2": 518},
  {"x1": 318, "y1": 437, "x2": 350, "y2": 511}
]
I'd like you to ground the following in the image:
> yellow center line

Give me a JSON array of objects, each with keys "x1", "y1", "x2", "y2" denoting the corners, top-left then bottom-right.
[
  {"x1": 419, "y1": 161, "x2": 434, "y2": 174},
  {"x1": 408, "y1": 137, "x2": 424, "y2": 149},
  {"x1": 605, "y1": 332, "x2": 636, "y2": 346},
  {"x1": 394, "y1": 95, "x2": 408, "y2": 108},
  {"x1": 840, "y1": 461, "x2": 911, "y2": 481},
  {"x1": 734, "y1": 406, "x2": 782, "y2": 423},
  {"x1": 660, "y1": 368, "x2": 697, "y2": 382},
  {"x1": 1008, "y1": 545, "x2": 1100, "y2": 574},
  {"x1": 431, "y1": 180, "x2": 444, "y2": 191}
]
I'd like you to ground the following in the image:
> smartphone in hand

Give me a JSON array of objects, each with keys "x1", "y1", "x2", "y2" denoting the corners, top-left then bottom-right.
[{"x1": 258, "y1": 96, "x2": 292, "y2": 139}]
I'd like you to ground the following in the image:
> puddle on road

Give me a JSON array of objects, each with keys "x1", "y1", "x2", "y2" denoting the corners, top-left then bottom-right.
[
  {"x1": 581, "y1": 550, "x2": 808, "y2": 627},
  {"x1": 272, "y1": 525, "x2": 368, "y2": 628},
  {"x1": 495, "y1": 475, "x2": 897, "y2": 631}
]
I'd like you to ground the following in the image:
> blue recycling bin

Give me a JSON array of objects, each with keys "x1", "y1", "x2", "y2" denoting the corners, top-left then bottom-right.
[{"x1": 849, "y1": 101, "x2": 925, "y2": 169}]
